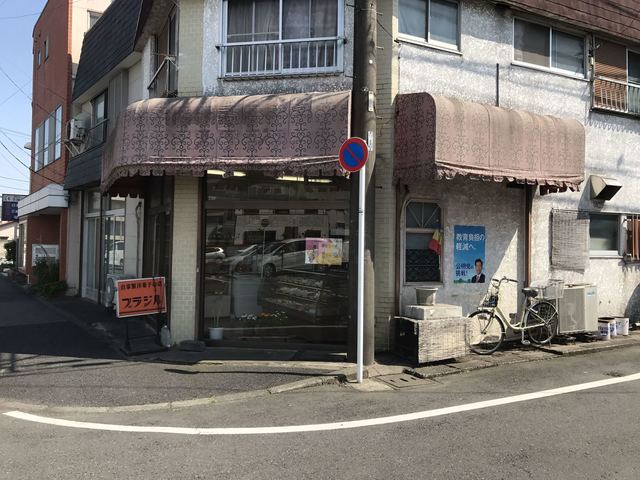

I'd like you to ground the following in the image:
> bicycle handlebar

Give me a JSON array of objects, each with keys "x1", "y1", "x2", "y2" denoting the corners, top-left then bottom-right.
[{"x1": 491, "y1": 276, "x2": 518, "y2": 285}]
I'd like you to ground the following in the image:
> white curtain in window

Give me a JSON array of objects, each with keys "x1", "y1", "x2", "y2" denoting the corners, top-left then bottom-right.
[{"x1": 283, "y1": 0, "x2": 337, "y2": 39}]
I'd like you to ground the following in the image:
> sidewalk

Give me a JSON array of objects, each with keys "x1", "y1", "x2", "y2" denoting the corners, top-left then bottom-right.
[{"x1": 0, "y1": 277, "x2": 349, "y2": 410}]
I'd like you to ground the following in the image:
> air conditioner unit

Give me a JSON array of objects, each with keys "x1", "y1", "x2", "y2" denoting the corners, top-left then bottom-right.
[
  {"x1": 69, "y1": 113, "x2": 90, "y2": 143},
  {"x1": 558, "y1": 284, "x2": 598, "y2": 333},
  {"x1": 103, "y1": 273, "x2": 136, "y2": 309}
]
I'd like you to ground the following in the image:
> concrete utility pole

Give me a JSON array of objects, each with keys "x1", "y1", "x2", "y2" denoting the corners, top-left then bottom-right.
[{"x1": 348, "y1": 0, "x2": 376, "y2": 366}]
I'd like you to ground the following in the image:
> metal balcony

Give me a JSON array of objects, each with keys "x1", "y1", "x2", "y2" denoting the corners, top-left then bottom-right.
[
  {"x1": 592, "y1": 76, "x2": 640, "y2": 116},
  {"x1": 221, "y1": 37, "x2": 343, "y2": 78}
]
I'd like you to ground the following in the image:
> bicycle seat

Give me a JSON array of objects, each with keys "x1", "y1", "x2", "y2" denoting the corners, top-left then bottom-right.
[{"x1": 522, "y1": 287, "x2": 538, "y2": 298}]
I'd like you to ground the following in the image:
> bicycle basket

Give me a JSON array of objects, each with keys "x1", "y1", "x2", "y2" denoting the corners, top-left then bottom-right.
[
  {"x1": 532, "y1": 279, "x2": 564, "y2": 300},
  {"x1": 481, "y1": 294, "x2": 499, "y2": 308}
]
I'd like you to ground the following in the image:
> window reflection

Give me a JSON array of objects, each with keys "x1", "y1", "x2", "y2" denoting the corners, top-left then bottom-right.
[{"x1": 204, "y1": 173, "x2": 350, "y2": 346}]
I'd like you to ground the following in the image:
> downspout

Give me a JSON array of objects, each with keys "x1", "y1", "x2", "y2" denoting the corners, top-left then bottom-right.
[{"x1": 525, "y1": 185, "x2": 532, "y2": 287}]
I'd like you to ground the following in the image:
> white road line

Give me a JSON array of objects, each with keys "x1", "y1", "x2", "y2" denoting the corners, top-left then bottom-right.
[{"x1": 4, "y1": 372, "x2": 640, "y2": 435}]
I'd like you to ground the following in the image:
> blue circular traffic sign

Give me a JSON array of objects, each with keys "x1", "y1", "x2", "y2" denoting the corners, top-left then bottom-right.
[{"x1": 339, "y1": 137, "x2": 369, "y2": 172}]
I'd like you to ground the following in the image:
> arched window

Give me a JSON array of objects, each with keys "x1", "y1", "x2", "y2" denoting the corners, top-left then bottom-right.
[{"x1": 404, "y1": 201, "x2": 442, "y2": 283}]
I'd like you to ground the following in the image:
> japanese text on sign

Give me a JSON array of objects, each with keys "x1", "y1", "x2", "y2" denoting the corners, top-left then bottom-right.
[
  {"x1": 453, "y1": 225, "x2": 486, "y2": 284},
  {"x1": 116, "y1": 277, "x2": 167, "y2": 318}
]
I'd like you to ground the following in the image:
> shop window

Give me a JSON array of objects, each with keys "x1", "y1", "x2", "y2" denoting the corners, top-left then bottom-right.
[
  {"x1": 404, "y1": 201, "x2": 442, "y2": 283},
  {"x1": 513, "y1": 18, "x2": 585, "y2": 76},
  {"x1": 222, "y1": 0, "x2": 343, "y2": 77},
  {"x1": 203, "y1": 173, "x2": 350, "y2": 346},
  {"x1": 399, "y1": 0, "x2": 459, "y2": 50},
  {"x1": 590, "y1": 213, "x2": 620, "y2": 255}
]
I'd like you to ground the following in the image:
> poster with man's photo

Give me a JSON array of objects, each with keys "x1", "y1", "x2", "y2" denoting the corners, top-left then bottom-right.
[{"x1": 453, "y1": 225, "x2": 486, "y2": 284}]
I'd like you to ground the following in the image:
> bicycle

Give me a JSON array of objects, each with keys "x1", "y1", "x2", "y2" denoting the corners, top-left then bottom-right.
[{"x1": 467, "y1": 277, "x2": 561, "y2": 355}]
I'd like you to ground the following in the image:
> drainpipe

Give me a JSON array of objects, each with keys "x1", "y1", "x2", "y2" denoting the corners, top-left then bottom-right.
[{"x1": 525, "y1": 185, "x2": 533, "y2": 287}]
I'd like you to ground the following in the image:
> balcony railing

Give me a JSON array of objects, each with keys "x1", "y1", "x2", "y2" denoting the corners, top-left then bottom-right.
[
  {"x1": 592, "y1": 76, "x2": 640, "y2": 116},
  {"x1": 221, "y1": 37, "x2": 342, "y2": 78}
]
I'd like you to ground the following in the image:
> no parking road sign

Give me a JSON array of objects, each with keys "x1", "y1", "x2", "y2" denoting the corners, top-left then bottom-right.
[{"x1": 339, "y1": 137, "x2": 369, "y2": 172}]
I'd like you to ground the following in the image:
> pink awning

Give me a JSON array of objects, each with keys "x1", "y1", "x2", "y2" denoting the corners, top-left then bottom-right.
[
  {"x1": 394, "y1": 93, "x2": 585, "y2": 190},
  {"x1": 102, "y1": 91, "x2": 351, "y2": 191}
]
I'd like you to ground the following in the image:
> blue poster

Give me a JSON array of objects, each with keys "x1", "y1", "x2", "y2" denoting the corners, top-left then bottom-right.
[{"x1": 453, "y1": 225, "x2": 486, "y2": 284}]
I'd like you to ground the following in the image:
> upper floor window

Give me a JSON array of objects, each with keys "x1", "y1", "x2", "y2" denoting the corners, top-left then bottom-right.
[
  {"x1": 593, "y1": 39, "x2": 640, "y2": 116},
  {"x1": 398, "y1": 0, "x2": 459, "y2": 50},
  {"x1": 37, "y1": 50, "x2": 41, "y2": 66},
  {"x1": 513, "y1": 18, "x2": 585, "y2": 77},
  {"x1": 88, "y1": 11, "x2": 101, "y2": 29},
  {"x1": 33, "y1": 105, "x2": 63, "y2": 170},
  {"x1": 149, "y1": 8, "x2": 178, "y2": 97},
  {"x1": 44, "y1": 37, "x2": 49, "y2": 60},
  {"x1": 222, "y1": 0, "x2": 343, "y2": 77},
  {"x1": 89, "y1": 92, "x2": 107, "y2": 147}
]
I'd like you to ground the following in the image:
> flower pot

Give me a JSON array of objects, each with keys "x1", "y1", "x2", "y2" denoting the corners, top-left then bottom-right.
[
  {"x1": 415, "y1": 287, "x2": 438, "y2": 306},
  {"x1": 209, "y1": 327, "x2": 224, "y2": 340}
]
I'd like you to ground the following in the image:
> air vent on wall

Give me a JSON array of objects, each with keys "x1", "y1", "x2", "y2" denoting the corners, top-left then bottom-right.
[{"x1": 590, "y1": 175, "x2": 621, "y2": 201}]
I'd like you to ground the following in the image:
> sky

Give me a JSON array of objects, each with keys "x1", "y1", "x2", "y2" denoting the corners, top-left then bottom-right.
[{"x1": 0, "y1": 0, "x2": 48, "y2": 197}]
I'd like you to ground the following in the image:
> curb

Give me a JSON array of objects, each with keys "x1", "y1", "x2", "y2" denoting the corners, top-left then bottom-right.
[
  {"x1": 404, "y1": 336, "x2": 640, "y2": 380},
  {"x1": 0, "y1": 370, "x2": 349, "y2": 415}
]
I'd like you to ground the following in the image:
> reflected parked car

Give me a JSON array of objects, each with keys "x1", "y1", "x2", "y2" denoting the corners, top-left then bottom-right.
[
  {"x1": 261, "y1": 239, "x2": 308, "y2": 277},
  {"x1": 205, "y1": 247, "x2": 226, "y2": 260}
]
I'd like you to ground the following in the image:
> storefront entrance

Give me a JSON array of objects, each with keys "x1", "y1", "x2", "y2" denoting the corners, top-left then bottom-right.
[{"x1": 202, "y1": 173, "x2": 351, "y2": 348}]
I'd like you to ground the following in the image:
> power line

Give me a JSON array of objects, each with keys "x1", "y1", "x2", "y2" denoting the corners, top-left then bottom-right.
[
  {"x1": 0, "y1": 127, "x2": 30, "y2": 138},
  {"x1": 0, "y1": 132, "x2": 61, "y2": 184},
  {"x1": 0, "y1": 183, "x2": 27, "y2": 191},
  {"x1": 0, "y1": 175, "x2": 28, "y2": 183}
]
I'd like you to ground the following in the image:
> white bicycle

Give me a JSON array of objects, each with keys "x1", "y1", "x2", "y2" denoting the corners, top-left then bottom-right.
[{"x1": 467, "y1": 277, "x2": 561, "y2": 355}]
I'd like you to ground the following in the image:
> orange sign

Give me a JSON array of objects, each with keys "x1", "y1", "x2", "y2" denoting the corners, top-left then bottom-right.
[{"x1": 116, "y1": 277, "x2": 167, "y2": 318}]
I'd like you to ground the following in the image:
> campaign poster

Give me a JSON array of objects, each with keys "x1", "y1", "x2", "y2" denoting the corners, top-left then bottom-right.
[
  {"x1": 305, "y1": 238, "x2": 343, "y2": 265},
  {"x1": 453, "y1": 225, "x2": 486, "y2": 284}
]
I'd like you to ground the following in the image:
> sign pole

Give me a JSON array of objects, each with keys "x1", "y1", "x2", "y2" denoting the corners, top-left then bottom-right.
[{"x1": 357, "y1": 164, "x2": 365, "y2": 383}]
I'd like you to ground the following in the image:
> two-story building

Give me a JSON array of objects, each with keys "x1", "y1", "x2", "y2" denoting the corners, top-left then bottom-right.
[
  {"x1": 372, "y1": 0, "x2": 640, "y2": 350},
  {"x1": 66, "y1": 0, "x2": 356, "y2": 352}
]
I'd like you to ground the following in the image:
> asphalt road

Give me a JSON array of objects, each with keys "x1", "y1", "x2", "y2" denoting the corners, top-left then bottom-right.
[
  {"x1": 3, "y1": 347, "x2": 640, "y2": 479},
  {"x1": 0, "y1": 277, "x2": 331, "y2": 407}
]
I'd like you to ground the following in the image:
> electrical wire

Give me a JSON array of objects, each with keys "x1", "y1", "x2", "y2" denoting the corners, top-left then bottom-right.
[
  {"x1": 0, "y1": 183, "x2": 27, "y2": 191},
  {"x1": 0, "y1": 175, "x2": 28, "y2": 183},
  {"x1": 0, "y1": 132, "x2": 61, "y2": 184}
]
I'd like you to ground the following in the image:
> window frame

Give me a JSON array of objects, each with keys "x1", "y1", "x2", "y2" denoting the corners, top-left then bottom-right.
[
  {"x1": 54, "y1": 105, "x2": 62, "y2": 161},
  {"x1": 397, "y1": 0, "x2": 461, "y2": 53},
  {"x1": 589, "y1": 212, "x2": 623, "y2": 258},
  {"x1": 88, "y1": 10, "x2": 101, "y2": 29},
  {"x1": 401, "y1": 197, "x2": 444, "y2": 286},
  {"x1": 220, "y1": 0, "x2": 345, "y2": 77},
  {"x1": 512, "y1": 16, "x2": 587, "y2": 79}
]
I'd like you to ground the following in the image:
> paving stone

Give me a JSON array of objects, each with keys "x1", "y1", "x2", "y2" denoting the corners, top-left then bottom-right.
[{"x1": 409, "y1": 364, "x2": 460, "y2": 379}]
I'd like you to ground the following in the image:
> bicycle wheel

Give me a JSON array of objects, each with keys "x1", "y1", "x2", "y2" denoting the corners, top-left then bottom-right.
[
  {"x1": 526, "y1": 300, "x2": 559, "y2": 345},
  {"x1": 467, "y1": 310, "x2": 505, "y2": 355}
]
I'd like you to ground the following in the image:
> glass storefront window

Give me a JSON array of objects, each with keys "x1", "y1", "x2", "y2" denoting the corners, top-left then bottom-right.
[
  {"x1": 87, "y1": 191, "x2": 102, "y2": 214},
  {"x1": 203, "y1": 173, "x2": 350, "y2": 346},
  {"x1": 104, "y1": 216, "x2": 125, "y2": 276}
]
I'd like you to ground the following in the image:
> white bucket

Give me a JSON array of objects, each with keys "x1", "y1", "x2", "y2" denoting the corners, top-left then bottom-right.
[
  {"x1": 598, "y1": 320, "x2": 614, "y2": 341},
  {"x1": 209, "y1": 327, "x2": 224, "y2": 340},
  {"x1": 615, "y1": 317, "x2": 630, "y2": 336}
]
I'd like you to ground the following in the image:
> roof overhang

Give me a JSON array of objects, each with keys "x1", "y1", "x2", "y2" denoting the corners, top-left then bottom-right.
[
  {"x1": 102, "y1": 91, "x2": 351, "y2": 192},
  {"x1": 394, "y1": 93, "x2": 585, "y2": 190},
  {"x1": 17, "y1": 184, "x2": 68, "y2": 218}
]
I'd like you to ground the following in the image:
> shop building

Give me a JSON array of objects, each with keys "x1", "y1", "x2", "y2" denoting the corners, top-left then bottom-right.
[
  {"x1": 16, "y1": 0, "x2": 111, "y2": 284},
  {"x1": 66, "y1": 0, "x2": 356, "y2": 351},
  {"x1": 373, "y1": 0, "x2": 640, "y2": 346}
]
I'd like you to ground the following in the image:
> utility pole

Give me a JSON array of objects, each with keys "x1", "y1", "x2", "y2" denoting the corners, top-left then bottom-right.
[{"x1": 348, "y1": 0, "x2": 376, "y2": 367}]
